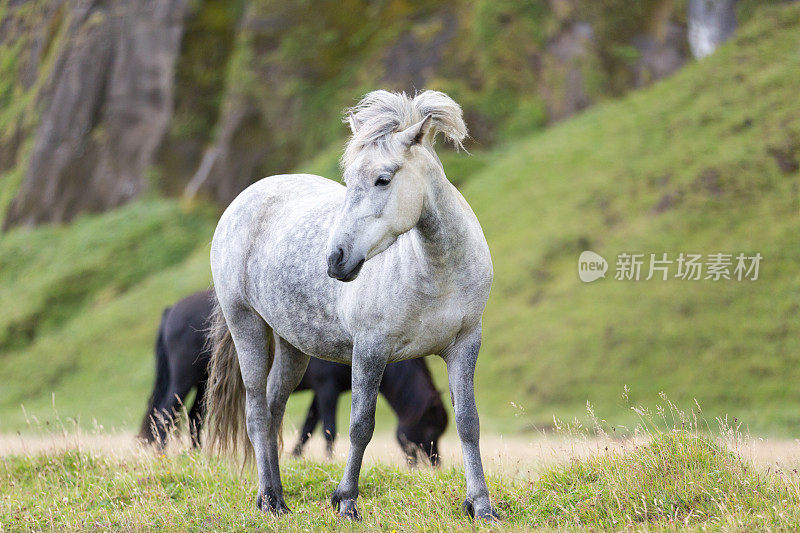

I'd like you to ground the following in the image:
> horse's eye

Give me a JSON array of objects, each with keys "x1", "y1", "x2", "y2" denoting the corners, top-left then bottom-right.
[{"x1": 374, "y1": 174, "x2": 391, "y2": 187}]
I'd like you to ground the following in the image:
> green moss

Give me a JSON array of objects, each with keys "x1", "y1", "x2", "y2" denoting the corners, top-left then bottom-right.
[
  {"x1": 0, "y1": 0, "x2": 72, "y2": 219},
  {"x1": 168, "y1": 0, "x2": 242, "y2": 143}
]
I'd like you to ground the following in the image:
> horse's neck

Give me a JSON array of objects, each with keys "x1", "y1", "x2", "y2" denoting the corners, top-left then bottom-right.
[{"x1": 413, "y1": 171, "x2": 482, "y2": 273}]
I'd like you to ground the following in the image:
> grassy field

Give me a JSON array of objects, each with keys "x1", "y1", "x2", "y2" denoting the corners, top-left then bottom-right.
[
  {"x1": 1, "y1": 3, "x2": 800, "y2": 441},
  {"x1": 4, "y1": 402, "x2": 800, "y2": 531}
]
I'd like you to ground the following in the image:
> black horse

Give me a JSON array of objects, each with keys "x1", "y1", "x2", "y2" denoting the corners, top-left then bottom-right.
[
  {"x1": 139, "y1": 290, "x2": 448, "y2": 466},
  {"x1": 293, "y1": 350, "x2": 447, "y2": 465}
]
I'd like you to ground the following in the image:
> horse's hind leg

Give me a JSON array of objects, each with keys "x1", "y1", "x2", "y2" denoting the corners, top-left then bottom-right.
[
  {"x1": 262, "y1": 335, "x2": 310, "y2": 511},
  {"x1": 228, "y1": 311, "x2": 309, "y2": 514},
  {"x1": 188, "y1": 380, "x2": 206, "y2": 448},
  {"x1": 154, "y1": 380, "x2": 194, "y2": 448},
  {"x1": 225, "y1": 306, "x2": 279, "y2": 513}
]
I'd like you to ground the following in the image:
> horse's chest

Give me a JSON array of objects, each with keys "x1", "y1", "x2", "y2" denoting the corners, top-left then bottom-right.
[
  {"x1": 361, "y1": 282, "x2": 479, "y2": 361},
  {"x1": 389, "y1": 306, "x2": 462, "y2": 361}
]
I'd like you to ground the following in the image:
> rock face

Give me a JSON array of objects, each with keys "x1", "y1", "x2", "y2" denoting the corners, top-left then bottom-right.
[
  {"x1": 541, "y1": 22, "x2": 595, "y2": 122},
  {"x1": 185, "y1": 7, "x2": 464, "y2": 207},
  {"x1": 632, "y1": 22, "x2": 688, "y2": 87},
  {"x1": 183, "y1": 96, "x2": 274, "y2": 208},
  {"x1": 180, "y1": 5, "x2": 288, "y2": 207},
  {"x1": 4, "y1": 0, "x2": 187, "y2": 228},
  {"x1": 381, "y1": 11, "x2": 459, "y2": 90},
  {"x1": 688, "y1": 0, "x2": 737, "y2": 59},
  {"x1": 1, "y1": 0, "x2": 706, "y2": 229}
]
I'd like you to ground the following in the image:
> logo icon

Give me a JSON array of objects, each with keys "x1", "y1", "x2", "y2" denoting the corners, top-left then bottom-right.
[{"x1": 578, "y1": 251, "x2": 608, "y2": 282}]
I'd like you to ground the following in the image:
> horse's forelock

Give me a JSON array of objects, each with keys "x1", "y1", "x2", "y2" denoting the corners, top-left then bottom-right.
[{"x1": 340, "y1": 90, "x2": 468, "y2": 172}]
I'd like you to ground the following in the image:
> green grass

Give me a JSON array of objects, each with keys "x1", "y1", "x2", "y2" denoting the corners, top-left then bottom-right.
[
  {"x1": 1, "y1": 4, "x2": 800, "y2": 439},
  {"x1": 0, "y1": 199, "x2": 218, "y2": 429},
  {"x1": 3, "y1": 405, "x2": 800, "y2": 530}
]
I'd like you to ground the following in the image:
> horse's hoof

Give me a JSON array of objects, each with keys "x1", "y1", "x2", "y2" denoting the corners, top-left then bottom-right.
[
  {"x1": 273, "y1": 500, "x2": 291, "y2": 515},
  {"x1": 331, "y1": 491, "x2": 361, "y2": 521},
  {"x1": 337, "y1": 499, "x2": 361, "y2": 521},
  {"x1": 462, "y1": 499, "x2": 500, "y2": 522},
  {"x1": 257, "y1": 491, "x2": 292, "y2": 515}
]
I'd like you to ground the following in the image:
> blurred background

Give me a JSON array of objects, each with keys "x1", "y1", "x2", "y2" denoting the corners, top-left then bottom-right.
[{"x1": 0, "y1": 0, "x2": 798, "y2": 441}]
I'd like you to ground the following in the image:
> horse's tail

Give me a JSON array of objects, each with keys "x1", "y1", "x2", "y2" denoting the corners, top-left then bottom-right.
[
  {"x1": 138, "y1": 307, "x2": 172, "y2": 443},
  {"x1": 204, "y1": 293, "x2": 280, "y2": 464}
]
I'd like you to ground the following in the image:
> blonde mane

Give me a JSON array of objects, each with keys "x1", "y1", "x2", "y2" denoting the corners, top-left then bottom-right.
[{"x1": 341, "y1": 90, "x2": 468, "y2": 169}]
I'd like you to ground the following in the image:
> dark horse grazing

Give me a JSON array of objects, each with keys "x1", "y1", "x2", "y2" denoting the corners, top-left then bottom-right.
[
  {"x1": 139, "y1": 290, "x2": 447, "y2": 465},
  {"x1": 138, "y1": 291, "x2": 210, "y2": 447},
  {"x1": 294, "y1": 352, "x2": 446, "y2": 465}
]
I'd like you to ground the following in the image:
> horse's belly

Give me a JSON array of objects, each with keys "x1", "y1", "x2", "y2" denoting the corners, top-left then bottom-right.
[{"x1": 261, "y1": 304, "x2": 354, "y2": 363}]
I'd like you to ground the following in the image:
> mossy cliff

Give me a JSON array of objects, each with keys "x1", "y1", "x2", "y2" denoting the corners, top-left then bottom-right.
[{"x1": 0, "y1": 0, "x2": 727, "y2": 226}]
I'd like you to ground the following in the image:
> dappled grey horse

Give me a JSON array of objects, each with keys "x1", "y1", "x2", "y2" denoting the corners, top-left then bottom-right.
[{"x1": 205, "y1": 90, "x2": 497, "y2": 520}]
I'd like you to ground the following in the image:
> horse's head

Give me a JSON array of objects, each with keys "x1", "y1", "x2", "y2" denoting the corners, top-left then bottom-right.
[
  {"x1": 396, "y1": 395, "x2": 448, "y2": 467},
  {"x1": 326, "y1": 90, "x2": 466, "y2": 282}
]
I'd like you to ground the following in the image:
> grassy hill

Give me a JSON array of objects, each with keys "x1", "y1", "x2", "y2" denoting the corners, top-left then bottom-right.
[
  {"x1": 1, "y1": 3, "x2": 799, "y2": 437},
  {"x1": 467, "y1": 2, "x2": 800, "y2": 434}
]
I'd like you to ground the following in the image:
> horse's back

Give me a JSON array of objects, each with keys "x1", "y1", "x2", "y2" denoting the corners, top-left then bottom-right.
[
  {"x1": 219, "y1": 174, "x2": 342, "y2": 224},
  {"x1": 211, "y1": 174, "x2": 342, "y2": 295}
]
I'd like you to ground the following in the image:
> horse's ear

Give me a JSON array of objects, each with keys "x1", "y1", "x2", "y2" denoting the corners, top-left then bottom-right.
[
  {"x1": 347, "y1": 112, "x2": 361, "y2": 134},
  {"x1": 397, "y1": 114, "x2": 434, "y2": 147}
]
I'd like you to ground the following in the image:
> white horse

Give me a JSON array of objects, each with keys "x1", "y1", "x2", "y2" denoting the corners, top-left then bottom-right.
[{"x1": 206, "y1": 90, "x2": 497, "y2": 520}]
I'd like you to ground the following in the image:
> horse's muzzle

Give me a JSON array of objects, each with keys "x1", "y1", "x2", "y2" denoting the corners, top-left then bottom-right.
[{"x1": 327, "y1": 248, "x2": 365, "y2": 282}]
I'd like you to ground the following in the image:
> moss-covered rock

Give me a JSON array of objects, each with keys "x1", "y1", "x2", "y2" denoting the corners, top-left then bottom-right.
[
  {"x1": 3, "y1": 0, "x2": 187, "y2": 228},
  {"x1": 0, "y1": 0, "x2": 706, "y2": 226}
]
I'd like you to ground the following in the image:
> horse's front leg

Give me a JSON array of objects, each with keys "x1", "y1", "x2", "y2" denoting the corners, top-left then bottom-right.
[
  {"x1": 331, "y1": 339, "x2": 387, "y2": 520},
  {"x1": 292, "y1": 394, "x2": 319, "y2": 457},
  {"x1": 317, "y1": 385, "x2": 340, "y2": 458},
  {"x1": 441, "y1": 323, "x2": 499, "y2": 521}
]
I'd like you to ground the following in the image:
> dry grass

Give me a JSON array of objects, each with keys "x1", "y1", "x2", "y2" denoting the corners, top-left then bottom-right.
[
  {"x1": 4, "y1": 428, "x2": 800, "y2": 474},
  {"x1": 4, "y1": 399, "x2": 800, "y2": 531}
]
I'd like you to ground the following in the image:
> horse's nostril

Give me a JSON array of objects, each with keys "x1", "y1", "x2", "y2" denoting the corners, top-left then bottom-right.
[{"x1": 327, "y1": 247, "x2": 348, "y2": 274}]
